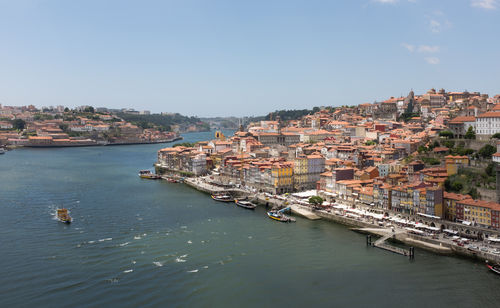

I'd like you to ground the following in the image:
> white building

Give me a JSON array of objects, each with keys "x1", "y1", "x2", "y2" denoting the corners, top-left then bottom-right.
[{"x1": 476, "y1": 112, "x2": 500, "y2": 140}]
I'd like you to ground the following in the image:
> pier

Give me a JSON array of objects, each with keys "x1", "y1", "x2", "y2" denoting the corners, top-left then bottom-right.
[
  {"x1": 363, "y1": 229, "x2": 414, "y2": 259},
  {"x1": 180, "y1": 176, "x2": 500, "y2": 263}
]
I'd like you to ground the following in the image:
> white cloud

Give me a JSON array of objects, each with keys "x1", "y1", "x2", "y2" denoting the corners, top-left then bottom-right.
[
  {"x1": 417, "y1": 45, "x2": 440, "y2": 53},
  {"x1": 429, "y1": 20, "x2": 441, "y2": 33},
  {"x1": 401, "y1": 43, "x2": 415, "y2": 52},
  {"x1": 425, "y1": 57, "x2": 440, "y2": 65},
  {"x1": 471, "y1": 0, "x2": 497, "y2": 9},
  {"x1": 425, "y1": 11, "x2": 452, "y2": 34},
  {"x1": 402, "y1": 44, "x2": 439, "y2": 53}
]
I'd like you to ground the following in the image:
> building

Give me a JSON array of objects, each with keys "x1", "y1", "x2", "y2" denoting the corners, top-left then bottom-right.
[
  {"x1": 476, "y1": 112, "x2": 500, "y2": 140},
  {"x1": 445, "y1": 155, "x2": 469, "y2": 176},
  {"x1": 448, "y1": 116, "x2": 476, "y2": 138}
]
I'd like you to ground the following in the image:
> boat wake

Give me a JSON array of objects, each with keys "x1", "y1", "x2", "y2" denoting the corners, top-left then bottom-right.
[
  {"x1": 153, "y1": 261, "x2": 164, "y2": 267},
  {"x1": 119, "y1": 242, "x2": 130, "y2": 247},
  {"x1": 187, "y1": 269, "x2": 198, "y2": 273},
  {"x1": 98, "y1": 238, "x2": 112, "y2": 242},
  {"x1": 123, "y1": 269, "x2": 133, "y2": 273}
]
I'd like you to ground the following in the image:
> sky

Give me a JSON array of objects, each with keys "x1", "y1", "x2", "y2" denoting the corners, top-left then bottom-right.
[{"x1": 0, "y1": 0, "x2": 499, "y2": 117}]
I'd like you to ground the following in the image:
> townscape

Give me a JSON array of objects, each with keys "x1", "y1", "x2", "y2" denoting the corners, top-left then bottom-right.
[
  {"x1": 154, "y1": 89, "x2": 500, "y2": 264},
  {"x1": 0, "y1": 105, "x2": 197, "y2": 148}
]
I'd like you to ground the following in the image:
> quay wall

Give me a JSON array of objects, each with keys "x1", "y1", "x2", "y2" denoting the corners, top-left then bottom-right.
[{"x1": 182, "y1": 177, "x2": 500, "y2": 263}]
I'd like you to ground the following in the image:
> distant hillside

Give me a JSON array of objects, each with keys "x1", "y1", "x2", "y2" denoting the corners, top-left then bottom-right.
[
  {"x1": 116, "y1": 112, "x2": 210, "y2": 132},
  {"x1": 202, "y1": 107, "x2": 327, "y2": 128},
  {"x1": 247, "y1": 107, "x2": 324, "y2": 124}
]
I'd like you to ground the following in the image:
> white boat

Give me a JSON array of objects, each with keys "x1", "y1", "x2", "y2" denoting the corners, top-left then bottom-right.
[{"x1": 0, "y1": 148, "x2": 5, "y2": 154}]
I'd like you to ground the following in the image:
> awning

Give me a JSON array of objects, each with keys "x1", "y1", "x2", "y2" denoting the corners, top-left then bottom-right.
[
  {"x1": 417, "y1": 213, "x2": 441, "y2": 220},
  {"x1": 292, "y1": 190, "x2": 317, "y2": 198},
  {"x1": 405, "y1": 227, "x2": 425, "y2": 234}
]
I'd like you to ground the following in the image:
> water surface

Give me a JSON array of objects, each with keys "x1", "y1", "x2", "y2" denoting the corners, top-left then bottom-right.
[{"x1": 1, "y1": 131, "x2": 499, "y2": 307}]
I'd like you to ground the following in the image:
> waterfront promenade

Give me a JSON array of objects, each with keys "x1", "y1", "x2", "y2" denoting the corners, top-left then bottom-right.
[{"x1": 181, "y1": 174, "x2": 500, "y2": 263}]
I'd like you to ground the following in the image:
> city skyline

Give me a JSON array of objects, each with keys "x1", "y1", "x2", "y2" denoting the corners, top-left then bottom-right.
[{"x1": 0, "y1": 0, "x2": 499, "y2": 117}]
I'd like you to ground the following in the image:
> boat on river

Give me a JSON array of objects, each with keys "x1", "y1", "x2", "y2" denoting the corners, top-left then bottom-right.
[
  {"x1": 0, "y1": 148, "x2": 5, "y2": 154},
  {"x1": 235, "y1": 199, "x2": 257, "y2": 210},
  {"x1": 486, "y1": 261, "x2": 500, "y2": 275},
  {"x1": 267, "y1": 210, "x2": 295, "y2": 223},
  {"x1": 211, "y1": 194, "x2": 234, "y2": 202},
  {"x1": 138, "y1": 170, "x2": 161, "y2": 179},
  {"x1": 56, "y1": 208, "x2": 72, "y2": 224}
]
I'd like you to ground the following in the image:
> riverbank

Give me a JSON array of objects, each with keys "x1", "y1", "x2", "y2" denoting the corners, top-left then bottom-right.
[
  {"x1": 182, "y1": 175, "x2": 500, "y2": 263},
  {"x1": 3, "y1": 136, "x2": 183, "y2": 149}
]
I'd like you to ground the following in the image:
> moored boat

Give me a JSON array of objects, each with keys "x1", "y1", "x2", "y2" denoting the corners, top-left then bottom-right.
[
  {"x1": 56, "y1": 208, "x2": 72, "y2": 224},
  {"x1": 486, "y1": 261, "x2": 500, "y2": 275},
  {"x1": 211, "y1": 194, "x2": 234, "y2": 202},
  {"x1": 138, "y1": 170, "x2": 161, "y2": 179},
  {"x1": 267, "y1": 210, "x2": 295, "y2": 223},
  {"x1": 0, "y1": 147, "x2": 5, "y2": 154},
  {"x1": 235, "y1": 199, "x2": 257, "y2": 210}
]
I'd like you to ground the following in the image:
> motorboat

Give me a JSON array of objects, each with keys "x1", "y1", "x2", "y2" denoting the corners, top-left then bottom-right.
[
  {"x1": 235, "y1": 199, "x2": 257, "y2": 210},
  {"x1": 56, "y1": 208, "x2": 72, "y2": 224},
  {"x1": 211, "y1": 194, "x2": 234, "y2": 202},
  {"x1": 138, "y1": 170, "x2": 161, "y2": 179}
]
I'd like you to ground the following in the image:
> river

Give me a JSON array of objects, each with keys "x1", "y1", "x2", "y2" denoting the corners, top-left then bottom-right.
[{"x1": 1, "y1": 130, "x2": 499, "y2": 307}]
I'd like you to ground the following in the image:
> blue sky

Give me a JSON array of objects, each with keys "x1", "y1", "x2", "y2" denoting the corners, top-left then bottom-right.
[{"x1": 0, "y1": 0, "x2": 498, "y2": 117}]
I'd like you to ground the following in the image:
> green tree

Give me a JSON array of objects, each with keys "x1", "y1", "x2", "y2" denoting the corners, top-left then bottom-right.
[
  {"x1": 64, "y1": 107, "x2": 70, "y2": 112},
  {"x1": 173, "y1": 142, "x2": 196, "y2": 148},
  {"x1": 492, "y1": 133, "x2": 500, "y2": 139},
  {"x1": 451, "y1": 182, "x2": 463, "y2": 192},
  {"x1": 464, "y1": 126, "x2": 476, "y2": 139},
  {"x1": 486, "y1": 162, "x2": 496, "y2": 177},
  {"x1": 417, "y1": 145, "x2": 428, "y2": 153},
  {"x1": 439, "y1": 130, "x2": 454, "y2": 138},
  {"x1": 308, "y1": 196, "x2": 324, "y2": 206},
  {"x1": 12, "y1": 119, "x2": 26, "y2": 130},
  {"x1": 443, "y1": 140, "x2": 455, "y2": 149},
  {"x1": 84, "y1": 106, "x2": 95, "y2": 113},
  {"x1": 468, "y1": 187, "x2": 479, "y2": 199},
  {"x1": 478, "y1": 144, "x2": 496, "y2": 158}
]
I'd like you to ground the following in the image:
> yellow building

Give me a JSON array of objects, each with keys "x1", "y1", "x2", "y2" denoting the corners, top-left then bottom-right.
[
  {"x1": 272, "y1": 162, "x2": 293, "y2": 194},
  {"x1": 293, "y1": 156, "x2": 308, "y2": 191},
  {"x1": 445, "y1": 155, "x2": 469, "y2": 176},
  {"x1": 443, "y1": 192, "x2": 471, "y2": 221}
]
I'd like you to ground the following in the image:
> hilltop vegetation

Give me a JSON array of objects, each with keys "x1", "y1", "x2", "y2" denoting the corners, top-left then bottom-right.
[{"x1": 116, "y1": 113, "x2": 210, "y2": 132}]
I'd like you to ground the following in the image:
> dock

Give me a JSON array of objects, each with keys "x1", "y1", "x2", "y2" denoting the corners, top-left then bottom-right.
[{"x1": 362, "y1": 228, "x2": 414, "y2": 259}]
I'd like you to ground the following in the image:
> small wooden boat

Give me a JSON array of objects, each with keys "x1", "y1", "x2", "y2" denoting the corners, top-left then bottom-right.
[
  {"x1": 486, "y1": 262, "x2": 500, "y2": 275},
  {"x1": 235, "y1": 199, "x2": 257, "y2": 210},
  {"x1": 211, "y1": 194, "x2": 234, "y2": 202},
  {"x1": 56, "y1": 208, "x2": 72, "y2": 224},
  {"x1": 267, "y1": 211, "x2": 295, "y2": 223},
  {"x1": 139, "y1": 170, "x2": 161, "y2": 179}
]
